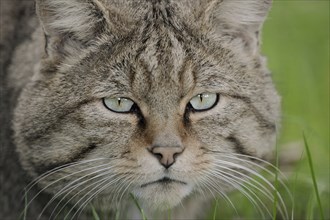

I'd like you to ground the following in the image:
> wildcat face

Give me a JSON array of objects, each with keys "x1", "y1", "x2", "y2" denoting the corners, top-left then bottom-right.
[{"x1": 13, "y1": 0, "x2": 280, "y2": 216}]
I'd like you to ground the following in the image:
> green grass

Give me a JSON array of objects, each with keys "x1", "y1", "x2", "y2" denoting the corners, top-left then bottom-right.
[
  {"x1": 213, "y1": 199, "x2": 219, "y2": 220},
  {"x1": 130, "y1": 193, "x2": 148, "y2": 220},
  {"x1": 264, "y1": 1, "x2": 329, "y2": 219},
  {"x1": 303, "y1": 133, "x2": 325, "y2": 220},
  {"x1": 23, "y1": 191, "x2": 27, "y2": 220},
  {"x1": 272, "y1": 143, "x2": 279, "y2": 220},
  {"x1": 91, "y1": 205, "x2": 101, "y2": 220}
]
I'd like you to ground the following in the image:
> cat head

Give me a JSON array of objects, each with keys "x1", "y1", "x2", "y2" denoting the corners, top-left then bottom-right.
[{"x1": 14, "y1": 0, "x2": 279, "y2": 212}]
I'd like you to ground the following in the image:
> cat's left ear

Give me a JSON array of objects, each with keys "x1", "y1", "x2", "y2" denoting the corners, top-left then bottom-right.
[
  {"x1": 36, "y1": 0, "x2": 126, "y2": 59},
  {"x1": 203, "y1": 0, "x2": 272, "y2": 55}
]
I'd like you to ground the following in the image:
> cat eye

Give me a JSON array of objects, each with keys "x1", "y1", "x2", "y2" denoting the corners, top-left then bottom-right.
[
  {"x1": 189, "y1": 93, "x2": 218, "y2": 111},
  {"x1": 103, "y1": 97, "x2": 135, "y2": 113}
]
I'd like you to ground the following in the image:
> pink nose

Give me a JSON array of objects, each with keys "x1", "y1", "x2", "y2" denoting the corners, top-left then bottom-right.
[{"x1": 151, "y1": 146, "x2": 184, "y2": 169}]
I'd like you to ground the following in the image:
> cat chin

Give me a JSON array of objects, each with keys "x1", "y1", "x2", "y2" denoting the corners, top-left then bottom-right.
[{"x1": 132, "y1": 183, "x2": 193, "y2": 211}]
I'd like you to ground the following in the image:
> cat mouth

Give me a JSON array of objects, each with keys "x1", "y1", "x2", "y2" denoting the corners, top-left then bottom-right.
[{"x1": 141, "y1": 177, "x2": 186, "y2": 188}]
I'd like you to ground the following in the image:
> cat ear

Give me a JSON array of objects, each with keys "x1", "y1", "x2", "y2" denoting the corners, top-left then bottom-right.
[
  {"x1": 204, "y1": 0, "x2": 272, "y2": 54},
  {"x1": 36, "y1": 0, "x2": 111, "y2": 58}
]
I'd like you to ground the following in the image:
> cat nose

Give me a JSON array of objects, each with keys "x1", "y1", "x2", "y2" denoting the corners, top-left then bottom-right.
[
  {"x1": 148, "y1": 125, "x2": 184, "y2": 168},
  {"x1": 151, "y1": 146, "x2": 184, "y2": 169}
]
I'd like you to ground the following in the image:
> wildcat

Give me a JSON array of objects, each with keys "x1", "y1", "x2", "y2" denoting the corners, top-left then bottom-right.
[{"x1": 1, "y1": 0, "x2": 282, "y2": 219}]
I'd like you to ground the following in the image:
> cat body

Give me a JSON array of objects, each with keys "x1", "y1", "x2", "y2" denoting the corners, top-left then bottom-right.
[{"x1": 1, "y1": 0, "x2": 280, "y2": 219}]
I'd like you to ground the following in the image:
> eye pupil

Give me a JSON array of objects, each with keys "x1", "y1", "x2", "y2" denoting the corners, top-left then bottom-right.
[
  {"x1": 199, "y1": 94, "x2": 203, "y2": 102},
  {"x1": 117, "y1": 98, "x2": 121, "y2": 106}
]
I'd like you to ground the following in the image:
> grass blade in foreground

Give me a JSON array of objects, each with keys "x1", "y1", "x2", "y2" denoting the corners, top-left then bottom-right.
[
  {"x1": 213, "y1": 199, "x2": 219, "y2": 220},
  {"x1": 130, "y1": 193, "x2": 148, "y2": 220},
  {"x1": 303, "y1": 133, "x2": 325, "y2": 220},
  {"x1": 272, "y1": 143, "x2": 279, "y2": 220},
  {"x1": 24, "y1": 190, "x2": 28, "y2": 220},
  {"x1": 91, "y1": 205, "x2": 100, "y2": 220}
]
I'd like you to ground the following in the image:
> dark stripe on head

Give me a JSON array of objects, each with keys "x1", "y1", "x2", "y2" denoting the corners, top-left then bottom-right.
[
  {"x1": 231, "y1": 95, "x2": 276, "y2": 132},
  {"x1": 226, "y1": 135, "x2": 254, "y2": 158}
]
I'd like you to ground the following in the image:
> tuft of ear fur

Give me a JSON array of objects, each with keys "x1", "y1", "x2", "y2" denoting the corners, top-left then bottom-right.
[
  {"x1": 209, "y1": 0, "x2": 271, "y2": 29},
  {"x1": 203, "y1": 0, "x2": 272, "y2": 54},
  {"x1": 36, "y1": 0, "x2": 110, "y2": 58}
]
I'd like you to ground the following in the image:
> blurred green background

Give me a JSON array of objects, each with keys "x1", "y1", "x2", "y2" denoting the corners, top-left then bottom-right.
[
  {"x1": 262, "y1": 0, "x2": 330, "y2": 219},
  {"x1": 263, "y1": 1, "x2": 329, "y2": 218},
  {"x1": 263, "y1": 0, "x2": 329, "y2": 195},
  {"x1": 212, "y1": 1, "x2": 329, "y2": 219}
]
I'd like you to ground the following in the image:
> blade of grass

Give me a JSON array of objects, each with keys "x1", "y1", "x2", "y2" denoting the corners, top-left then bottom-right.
[
  {"x1": 303, "y1": 133, "x2": 325, "y2": 220},
  {"x1": 291, "y1": 151, "x2": 304, "y2": 220},
  {"x1": 18, "y1": 190, "x2": 28, "y2": 220},
  {"x1": 272, "y1": 141, "x2": 279, "y2": 220},
  {"x1": 306, "y1": 194, "x2": 315, "y2": 220},
  {"x1": 91, "y1": 205, "x2": 100, "y2": 220},
  {"x1": 130, "y1": 193, "x2": 147, "y2": 220},
  {"x1": 213, "y1": 199, "x2": 219, "y2": 220},
  {"x1": 291, "y1": 173, "x2": 297, "y2": 220},
  {"x1": 115, "y1": 208, "x2": 120, "y2": 220},
  {"x1": 23, "y1": 190, "x2": 27, "y2": 220},
  {"x1": 167, "y1": 207, "x2": 171, "y2": 220}
]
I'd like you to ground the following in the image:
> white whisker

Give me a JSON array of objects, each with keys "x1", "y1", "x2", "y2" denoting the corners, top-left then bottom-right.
[
  {"x1": 201, "y1": 169, "x2": 266, "y2": 218},
  {"x1": 201, "y1": 169, "x2": 255, "y2": 216},
  {"x1": 219, "y1": 153, "x2": 292, "y2": 197},
  {"x1": 39, "y1": 164, "x2": 114, "y2": 218},
  {"x1": 198, "y1": 171, "x2": 238, "y2": 214},
  {"x1": 63, "y1": 175, "x2": 118, "y2": 220},
  {"x1": 214, "y1": 158, "x2": 289, "y2": 218},
  {"x1": 71, "y1": 174, "x2": 130, "y2": 220},
  {"x1": 214, "y1": 162, "x2": 275, "y2": 200},
  {"x1": 29, "y1": 160, "x2": 113, "y2": 217},
  {"x1": 25, "y1": 158, "x2": 109, "y2": 196},
  {"x1": 54, "y1": 161, "x2": 130, "y2": 219},
  {"x1": 47, "y1": 165, "x2": 116, "y2": 219},
  {"x1": 117, "y1": 174, "x2": 140, "y2": 203},
  {"x1": 214, "y1": 167, "x2": 273, "y2": 218}
]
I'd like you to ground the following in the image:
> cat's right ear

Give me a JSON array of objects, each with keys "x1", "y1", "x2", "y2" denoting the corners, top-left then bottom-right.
[
  {"x1": 36, "y1": 0, "x2": 122, "y2": 60},
  {"x1": 200, "y1": 0, "x2": 272, "y2": 55}
]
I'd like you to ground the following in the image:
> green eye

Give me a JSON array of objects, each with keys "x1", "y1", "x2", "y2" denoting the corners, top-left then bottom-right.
[
  {"x1": 189, "y1": 93, "x2": 218, "y2": 111},
  {"x1": 103, "y1": 97, "x2": 135, "y2": 113}
]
